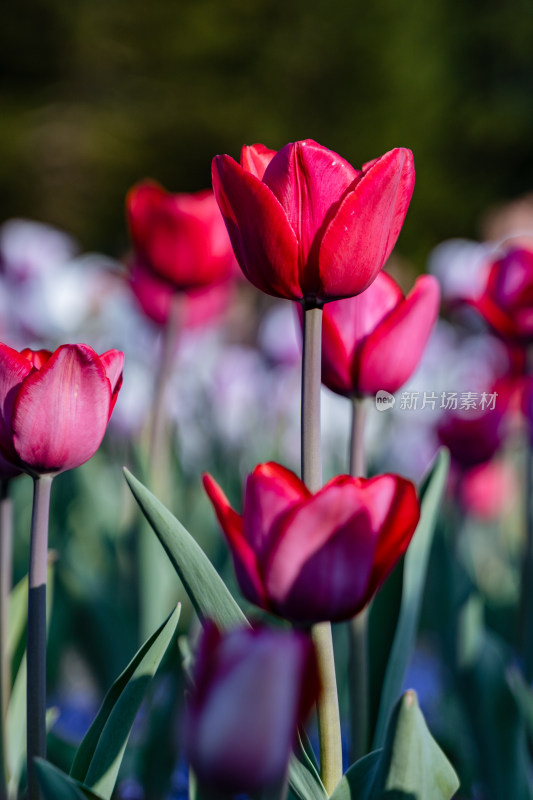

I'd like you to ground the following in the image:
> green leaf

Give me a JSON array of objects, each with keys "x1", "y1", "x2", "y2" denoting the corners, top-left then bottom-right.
[
  {"x1": 124, "y1": 469, "x2": 327, "y2": 800},
  {"x1": 8, "y1": 574, "x2": 28, "y2": 660},
  {"x1": 373, "y1": 449, "x2": 449, "y2": 749},
  {"x1": 508, "y1": 665, "x2": 533, "y2": 740},
  {"x1": 70, "y1": 604, "x2": 180, "y2": 799},
  {"x1": 35, "y1": 759, "x2": 104, "y2": 800},
  {"x1": 329, "y1": 751, "x2": 381, "y2": 800},
  {"x1": 333, "y1": 692, "x2": 458, "y2": 800},
  {"x1": 375, "y1": 690, "x2": 459, "y2": 799},
  {"x1": 459, "y1": 621, "x2": 532, "y2": 800},
  {"x1": 124, "y1": 468, "x2": 247, "y2": 630}
]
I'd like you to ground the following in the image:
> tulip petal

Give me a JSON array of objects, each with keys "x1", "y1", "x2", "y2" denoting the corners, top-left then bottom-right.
[
  {"x1": 243, "y1": 462, "x2": 310, "y2": 560},
  {"x1": 263, "y1": 140, "x2": 360, "y2": 294},
  {"x1": 0, "y1": 343, "x2": 33, "y2": 468},
  {"x1": 212, "y1": 155, "x2": 301, "y2": 300},
  {"x1": 203, "y1": 473, "x2": 267, "y2": 608},
  {"x1": 188, "y1": 627, "x2": 314, "y2": 794},
  {"x1": 357, "y1": 275, "x2": 440, "y2": 395},
  {"x1": 366, "y1": 475, "x2": 420, "y2": 598},
  {"x1": 240, "y1": 143, "x2": 277, "y2": 179},
  {"x1": 127, "y1": 183, "x2": 233, "y2": 289},
  {"x1": 318, "y1": 148, "x2": 415, "y2": 299},
  {"x1": 11, "y1": 344, "x2": 112, "y2": 475},
  {"x1": 99, "y1": 349, "x2": 125, "y2": 418},
  {"x1": 264, "y1": 476, "x2": 395, "y2": 622},
  {"x1": 321, "y1": 272, "x2": 403, "y2": 396}
]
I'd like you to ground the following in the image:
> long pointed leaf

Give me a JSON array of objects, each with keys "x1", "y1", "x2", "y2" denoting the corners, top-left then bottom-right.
[
  {"x1": 124, "y1": 468, "x2": 247, "y2": 629},
  {"x1": 70, "y1": 604, "x2": 180, "y2": 799},
  {"x1": 373, "y1": 448, "x2": 449, "y2": 749},
  {"x1": 36, "y1": 760, "x2": 104, "y2": 800}
]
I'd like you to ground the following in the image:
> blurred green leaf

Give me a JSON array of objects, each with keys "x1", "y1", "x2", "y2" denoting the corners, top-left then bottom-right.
[
  {"x1": 508, "y1": 666, "x2": 533, "y2": 740},
  {"x1": 124, "y1": 469, "x2": 326, "y2": 800},
  {"x1": 35, "y1": 759, "x2": 104, "y2": 800},
  {"x1": 6, "y1": 560, "x2": 55, "y2": 800},
  {"x1": 333, "y1": 692, "x2": 459, "y2": 800},
  {"x1": 459, "y1": 618, "x2": 532, "y2": 800},
  {"x1": 373, "y1": 449, "x2": 449, "y2": 750},
  {"x1": 124, "y1": 468, "x2": 247, "y2": 630},
  {"x1": 329, "y1": 751, "x2": 381, "y2": 800},
  {"x1": 70, "y1": 604, "x2": 180, "y2": 799}
]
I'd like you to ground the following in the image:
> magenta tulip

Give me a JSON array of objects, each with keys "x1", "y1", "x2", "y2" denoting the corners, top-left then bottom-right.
[
  {"x1": 212, "y1": 140, "x2": 415, "y2": 307},
  {"x1": 203, "y1": 462, "x2": 420, "y2": 624},
  {"x1": 129, "y1": 259, "x2": 232, "y2": 329},
  {"x1": 0, "y1": 343, "x2": 123, "y2": 476},
  {"x1": 126, "y1": 182, "x2": 236, "y2": 292},
  {"x1": 185, "y1": 623, "x2": 318, "y2": 795},
  {"x1": 471, "y1": 245, "x2": 533, "y2": 343},
  {"x1": 321, "y1": 271, "x2": 440, "y2": 397}
]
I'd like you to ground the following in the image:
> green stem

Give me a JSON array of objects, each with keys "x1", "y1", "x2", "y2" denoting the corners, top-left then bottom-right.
[
  {"x1": 0, "y1": 481, "x2": 12, "y2": 800},
  {"x1": 301, "y1": 306, "x2": 342, "y2": 795},
  {"x1": 348, "y1": 397, "x2": 369, "y2": 762},
  {"x1": 27, "y1": 475, "x2": 53, "y2": 800},
  {"x1": 149, "y1": 293, "x2": 181, "y2": 488}
]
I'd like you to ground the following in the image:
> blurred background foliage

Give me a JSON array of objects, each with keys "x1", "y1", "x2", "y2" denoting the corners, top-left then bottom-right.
[{"x1": 2, "y1": 0, "x2": 533, "y2": 264}]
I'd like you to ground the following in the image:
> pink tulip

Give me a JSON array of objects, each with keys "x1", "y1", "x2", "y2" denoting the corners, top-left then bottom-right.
[
  {"x1": 212, "y1": 140, "x2": 415, "y2": 306},
  {"x1": 126, "y1": 182, "x2": 236, "y2": 292},
  {"x1": 0, "y1": 343, "x2": 123, "y2": 476},
  {"x1": 203, "y1": 462, "x2": 420, "y2": 624},
  {"x1": 321, "y1": 271, "x2": 440, "y2": 397},
  {"x1": 129, "y1": 259, "x2": 232, "y2": 329},
  {"x1": 185, "y1": 623, "x2": 318, "y2": 795},
  {"x1": 471, "y1": 245, "x2": 533, "y2": 343}
]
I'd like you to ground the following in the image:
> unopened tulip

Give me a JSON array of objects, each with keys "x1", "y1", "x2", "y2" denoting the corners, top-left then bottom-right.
[
  {"x1": 321, "y1": 271, "x2": 440, "y2": 397},
  {"x1": 212, "y1": 140, "x2": 415, "y2": 307},
  {"x1": 126, "y1": 182, "x2": 235, "y2": 292},
  {"x1": 185, "y1": 623, "x2": 318, "y2": 795},
  {"x1": 471, "y1": 245, "x2": 533, "y2": 343},
  {"x1": 0, "y1": 343, "x2": 123, "y2": 476},
  {"x1": 203, "y1": 462, "x2": 420, "y2": 624},
  {"x1": 437, "y1": 403, "x2": 505, "y2": 469}
]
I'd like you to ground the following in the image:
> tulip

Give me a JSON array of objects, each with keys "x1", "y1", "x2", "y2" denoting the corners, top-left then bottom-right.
[
  {"x1": 0, "y1": 343, "x2": 123, "y2": 477},
  {"x1": 471, "y1": 245, "x2": 533, "y2": 343},
  {"x1": 185, "y1": 623, "x2": 318, "y2": 795},
  {"x1": 436, "y1": 403, "x2": 505, "y2": 470},
  {"x1": 129, "y1": 259, "x2": 231, "y2": 329},
  {"x1": 126, "y1": 182, "x2": 236, "y2": 292},
  {"x1": 212, "y1": 139, "x2": 415, "y2": 307},
  {"x1": 321, "y1": 271, "x2": 440, "y2": 398},
  {"x1": 203, "y1": 462, "x2": 420, "y2": 624}
]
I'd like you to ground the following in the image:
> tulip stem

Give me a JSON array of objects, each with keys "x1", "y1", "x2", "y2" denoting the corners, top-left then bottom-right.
[
  {"x1": 27, "y1": 474, "x2": 53, "y2": 800},
  {"x1": 150, "y1": 293, "x2": 181, "y2": 487},
  {"x1": 301, "y1": 306, "x2": 322, "y2": 492},
  {"x1": 301, "y1": 305, "x2": 342, "y2": 795},
  {"x1": 0, "y1": 481, "x2": 12, "y2": 800},
  {"x1": 347, "y1": 397, "x2": 369, "y2": 763}
]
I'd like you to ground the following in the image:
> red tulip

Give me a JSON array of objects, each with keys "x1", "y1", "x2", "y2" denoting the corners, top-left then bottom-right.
[
  {"x1": 471, "y1": 245, "x2": 533, "y2": 343},
  {"x1": 321, "y1": 271, "x2": 440, "y2": 397},
  {"x1": 203, "y1": 462, "x2": 420, "y2": 624},
  {"x1": 126, "y1": 182, "x2": 236, "y2": 292},
  {"x1": 436, "y1": 404, "x2": 505, "y2": 469},
  {"x1": 0, "y1": 343, "x2": 123, "y2": 476},
  {"x1": 212, "y1": 140, "x2": 415, "y2": 307},
  {"x1": 185, "y1": 623, "x2": 318, "y2": 795},
  {"x1": 129, "y1": 259, "x2": 232, "y2": 329}
]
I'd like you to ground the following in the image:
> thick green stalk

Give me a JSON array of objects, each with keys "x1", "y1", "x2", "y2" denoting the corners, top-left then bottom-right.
[
  {"x1": 27, "y1": 475, "x2": 53, "y2": 800},
  {"x1": 301, "y1": 306, "x2": 342, "y2": 795},
  {"x1": 348, "y1": 397, "x2": 369, "y2": 762}
]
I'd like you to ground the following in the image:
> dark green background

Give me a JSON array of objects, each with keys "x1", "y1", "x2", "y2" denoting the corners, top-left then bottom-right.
[{"x1": 2, "y1": 0, "x2": 533, "y2": 265}]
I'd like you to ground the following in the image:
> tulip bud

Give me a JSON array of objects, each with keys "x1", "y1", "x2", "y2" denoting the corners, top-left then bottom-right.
[{"x1": 185, "y1": 623, "x2": 318, "y2": 795}]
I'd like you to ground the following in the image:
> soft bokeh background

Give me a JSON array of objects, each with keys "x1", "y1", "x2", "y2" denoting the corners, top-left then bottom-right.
[{"x1": 2, "y1": 0, "x2": 533, "y2": 263}]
